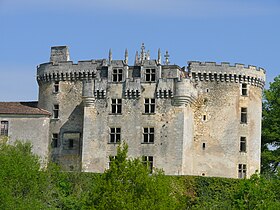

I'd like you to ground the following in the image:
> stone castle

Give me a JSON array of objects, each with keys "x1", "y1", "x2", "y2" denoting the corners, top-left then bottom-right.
[{"x1": 0, "y1": 44, "x2": 266, "y2": 178}]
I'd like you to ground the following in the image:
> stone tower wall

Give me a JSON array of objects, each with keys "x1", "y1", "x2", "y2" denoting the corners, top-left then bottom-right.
[
  {"x1": 37, "y1": 47, "x2": 98, "y2": 170},
  {"x1": 188, "y1": 61, "x2": 265, "y2": 178}
]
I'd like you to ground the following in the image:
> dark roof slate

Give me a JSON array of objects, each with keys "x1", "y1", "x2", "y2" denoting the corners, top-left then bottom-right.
[{"x1": 0, "y1": 101, "x2": 51, "y2": 116}]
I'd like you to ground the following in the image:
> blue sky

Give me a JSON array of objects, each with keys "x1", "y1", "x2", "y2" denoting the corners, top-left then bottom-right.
[{"x1": 0, "y1": 0, "x2": 279, "y2": 101}]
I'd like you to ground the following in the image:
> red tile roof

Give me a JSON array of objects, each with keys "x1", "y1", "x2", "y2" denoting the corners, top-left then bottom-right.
[{"x1": 0, "y1": 101, "x2": 51, "y2": 116}]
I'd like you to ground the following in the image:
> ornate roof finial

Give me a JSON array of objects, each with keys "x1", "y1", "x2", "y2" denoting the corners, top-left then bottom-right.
[
  {"x1": 146, "y1": 50, "x2": 150, "y2": 60},
  {"x1": 135, "y1": 50, "x2": 139, "y2": 65},
  {"x1": 124, "y1": 48, "x2": 128, "y2": 65},
  {"x1": 109, "y1": 48, "x2": 112, "y2": 64},
  {"x1": 158, "y1": 48, "x2": 161, "y2": 64},
  {"x1": 140, "y1": 43, "x2": 145, "y2": 63},
  {"x1": 164, "y1": 50, "x2": 170, "y2": 65}
]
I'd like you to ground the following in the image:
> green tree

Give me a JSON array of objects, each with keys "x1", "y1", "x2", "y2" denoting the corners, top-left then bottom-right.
[
  {"x1": 262, "y1": 75, "x2": 280, "y2": 173},
  {"x1": 0, "y1": 138, "x2": 51, "y2": 209},
  {"x1": 85, "y1": 143, "x2": 178, "y2": 210},
  {"x1": 234, "y1": 174, "x2": 280, "y2": 209}
]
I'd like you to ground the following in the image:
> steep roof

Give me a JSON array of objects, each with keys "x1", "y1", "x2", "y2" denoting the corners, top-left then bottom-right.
[{"x1": 0, "y1": 101, "x2": 51, "y2": 116}]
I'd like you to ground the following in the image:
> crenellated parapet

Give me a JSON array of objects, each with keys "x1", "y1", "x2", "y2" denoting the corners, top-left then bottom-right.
[
  {"x1": 36, "y1": 60, "x2": 102, "y2": 82},
  {"x1": 188, "y1": 61, "x2": 266, "y2": 88}
]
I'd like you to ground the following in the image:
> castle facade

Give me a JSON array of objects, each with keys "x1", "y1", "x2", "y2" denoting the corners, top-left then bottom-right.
[{"x1": 0, "y1": 45, "x2": 266, "y2": 178}]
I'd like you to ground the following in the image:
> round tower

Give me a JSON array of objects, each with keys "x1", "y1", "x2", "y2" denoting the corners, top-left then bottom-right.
[
  {"x1": 36, "y1": 46, "x2": 96, "y2": 171},
  {"x1": 188, "y1": 61, "x2": 265, "y2": 178}
]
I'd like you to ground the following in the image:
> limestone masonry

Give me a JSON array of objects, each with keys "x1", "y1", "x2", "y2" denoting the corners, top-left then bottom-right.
[{"x1": 0, "y1": 44, "x2": 266, "y2": 178}]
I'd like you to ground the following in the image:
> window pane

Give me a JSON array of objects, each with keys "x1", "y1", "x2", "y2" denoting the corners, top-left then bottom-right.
[
  {"x1": 143, "y1": 134, "x2": 148, "y2": 143},
  {"x1": 150, "y1": 134, "x2": 154, "y2": 143},
  {"x1": 146, "y1": 74, "x2": 150, "y2": 81},
  {"x1": 240, "y1": 137, "x2": 246, "y2": 152},
  {"x1": 116, "y1": 134, "x2": 121, "y2": 142},
  {"x1": 117, "y1": 105, "x2": 122, "y2": 113},
  {"x1": 151, "y1": 74, "x2": 155, "y2": 81},
  {"x1": 69, "y1": 139, "x2": 74, "y2": 148},
  {"x1": 241, "y1": 108, "x2": 247, "y2": 123},
  {"x1": 150, "y1": 105, "x2": 155, "y2": 113},
  {"x1": 145, "y1": 104, "x2": 149, "y2": 113},
  {"x1": 110, "y1": 134, "x2": 115, "y2": 143}
]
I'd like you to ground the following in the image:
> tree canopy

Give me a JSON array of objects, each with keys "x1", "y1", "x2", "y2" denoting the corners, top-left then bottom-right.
[
  {"x1": 262, "y1": 75, "x2": 280, "y2": 173},
  {"x1": 85, "y1": 143, "x2": 178, "y2": 209},
  {"x1": 1, "y1": 138, "x2": 280, "y2": 209}
]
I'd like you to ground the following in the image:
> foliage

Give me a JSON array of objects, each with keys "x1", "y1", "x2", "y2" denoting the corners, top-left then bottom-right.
[
  {"x1": 85, "y1": 143, "x2": 178, "y2": 209},
  {"x1": 234, "y1": 174, "x2": 280, "y2": 209},
  {"x1": 262, "y1": 75, "x2": 280, "y2": 173},
  {"x1": 0, "y1": 139, "x2": 51, "y2": 209},
  {"x1": 49, "y1": 170, "x2": 96, "y2": 209},
  {"x1": 191, "y1": 176, "x2": 239, "y2": 209},
  {"x1": 1, "y1": 139, "x2": 280, "y2": 209}
]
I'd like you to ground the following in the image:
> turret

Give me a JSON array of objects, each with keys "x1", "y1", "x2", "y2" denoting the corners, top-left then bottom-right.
[
  {"x1": 173, "y1": 79, "x2": 198, "y2": 106},
  {"x1": 188, "y1": 61, "x2": 266, "y2": 178}
]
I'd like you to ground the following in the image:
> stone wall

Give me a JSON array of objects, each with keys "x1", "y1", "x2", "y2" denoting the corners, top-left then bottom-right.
[
  {"x1": 189, "y1": 61, "x2": 264, "y2": 178},
  {"x1": 38, "y1": 80, "x2": 84, "y2": 170},
  {"x1": 0, "y1": 115, "x2": 50, "y2": 165}
]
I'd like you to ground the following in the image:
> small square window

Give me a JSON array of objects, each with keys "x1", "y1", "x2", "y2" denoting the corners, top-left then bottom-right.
[
  {"x1": 238, "y1": 164, "x2": 246, "y2": 178},
  {"x1": 241, "y1": 107, "x2": 247, "y2": 124},
  {"x1": 240, "y1": 137, "x2": 246, "y2": 152},
  {"x1": 111, "y1": 99, "x2": 122, "y2": 114},
  {"x1": 142, "y1": 156, "x2": 153, "y2": 173},
  {"x1": 143, "y1": 127, "x2": 154, "y2": 143},
  {"x1": 53, "y1": 104, "x2": 59, "y2": 119},
  {"x1": 52, "y1": 133, "x2": 58, "y2": 148},
  {"x1": 144, "y1": 98, "x2": 155, "y2": 114},
  {"x1": 202, "y1": 143, "x2": 206, "y2": 150},
  {"x1": 203, "y1": 115, "x2": 207, "y2": 121},
  {"x1": 241, "y1": 83, "x2": 247, "y2": 96},
  {"x1": 110, "y1": 127, "x2": 121, "y2": 143},
  {"x1": 145, "y1": 69, "x2": 156, "y2": 82},
  {"x1": 54, "y1": 81, "x2": 59, "y2": 93},
  {"x1": 0, "y1": 121, "x2": 8, "y2": 136},
  {"x1": 112, "y1": 69, "x2": 123, "y2": 82}
]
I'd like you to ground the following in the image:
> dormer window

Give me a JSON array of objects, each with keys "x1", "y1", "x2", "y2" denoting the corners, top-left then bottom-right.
[
  {"x1": 112, "y1": 69, "x2": 123, "y2": 82},
  {"x1": 145, "y1": 69, "x2": 156, "y2": 82}
]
